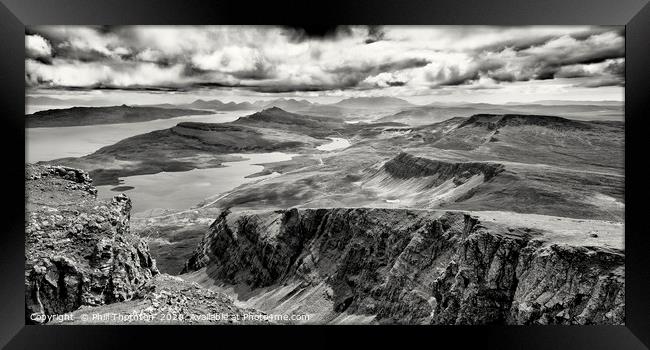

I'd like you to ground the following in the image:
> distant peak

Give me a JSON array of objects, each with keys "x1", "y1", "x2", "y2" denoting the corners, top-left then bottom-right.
[{"x1": 264, "y1": 106, "x2": 286, "y2": 112}]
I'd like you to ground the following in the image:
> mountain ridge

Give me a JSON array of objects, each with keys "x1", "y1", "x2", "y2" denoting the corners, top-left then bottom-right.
[
  {"x1": 182, "y1": 207, "x2": 624, "y2": 324},
  {"x1": 26, "y1": 105, "x2": 212, "y2": 128}
]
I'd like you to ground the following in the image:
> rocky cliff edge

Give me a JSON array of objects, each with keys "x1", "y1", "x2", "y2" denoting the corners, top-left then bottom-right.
[
  {"x1": 25, "y1": 164, "x2": 265, "y2": 324},
  {"x1": 183, "y1": 208, "x2": 624, "y2": 325}
]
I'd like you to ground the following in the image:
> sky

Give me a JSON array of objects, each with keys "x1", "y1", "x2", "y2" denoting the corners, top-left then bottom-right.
[{"x1": 25, "y1": 25, "x2": 625, "y2": 105}]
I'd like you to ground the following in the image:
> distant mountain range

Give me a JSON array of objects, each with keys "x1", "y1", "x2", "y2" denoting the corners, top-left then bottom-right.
[
  {"x1": 331, "y1": 96, "x2": 414, "y2": 108},
  {"x1": 27, "y1": 96, "x2": 113, "y2": 106},
  {"x1": 513, "y1": 100, "x2": 624, "y2": 106},
  {"x1": 378, "y1": 102, "x2": 624, "y2": 125},
  {"x1": 27, "y1": 96, "x2": 624, "y2": 125}
]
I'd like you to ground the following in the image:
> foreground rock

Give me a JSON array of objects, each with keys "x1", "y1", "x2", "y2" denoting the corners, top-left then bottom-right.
[
  {"x1": 25, "y1": 164, "x2": 266, "y2": 325},
  {"x1": 182, "y1": 208, "x2": 624, "y2": 325},
  {"x1": 25, "y1": 164, "x2": 159, "y2": 323},
  {"x1": 52, "y1": 274, "x2": 271, "y2": 324}
]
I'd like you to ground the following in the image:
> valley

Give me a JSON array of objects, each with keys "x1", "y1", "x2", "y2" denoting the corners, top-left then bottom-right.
[{"x1": 26, "y1": 99, "x2": 625, "y2": 324}]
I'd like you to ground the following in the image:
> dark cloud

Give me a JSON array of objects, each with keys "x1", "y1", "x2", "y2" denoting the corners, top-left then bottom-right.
[
  {"x1": 604, "y1": 59, "x2": 625, "y2": 76},
  {"x1": 24, "y1": 25, "x2": 625, "y2": 94},
  {"x1": 327, "y1": 57, "x2": 430, "y2": 89},
  {"x1": 365, "y1": 26, "x2": 386, "y2": 44},
  {"x1": 554, "y1": 66, "x2": 589, "y2": 79},
  {"x1": 426, "y1": 60, "x2": 505, "y2": 87},
  {"x1": 486, "y1": 71, "x2": 516, "y2": 82},
  {"x1": 550, "y1": 58, "x2": 625, "y2": 88},
  {"x1": 431, "y1": 68, "x2": 480, "y2": 86},
  {"x1": 282, "y1": 25, "x2": 353, "y2": 43},
  {"x1": 229, "y1": 60, "x2": 276, "y2": 80},
  {"x1": 386, "y1": 80, "x2": 406, "y2": 87},
  {"x1": 461, "y1": 29, "x2": 625, "y2": 86},
  {"x1": 328, "y1": 57, "x2": 430, "y2": 76},
  {"x1": 476, "y1": 26, "x2": 615, "y2": 53}
]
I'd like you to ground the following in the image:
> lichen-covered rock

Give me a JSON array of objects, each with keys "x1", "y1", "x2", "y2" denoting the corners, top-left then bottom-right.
[
  {"x1": 182, "y1": 208, "x2": 624, "y2": 325},
  {"x1": 25, "y1": 164, "x2": 158, "y2": 323}
]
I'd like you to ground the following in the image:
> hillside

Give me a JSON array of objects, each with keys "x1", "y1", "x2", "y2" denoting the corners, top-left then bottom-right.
[
  {"x1": 202, "y1": 114, "x2": 623, "y2": 221},
  {"x1": 26, "y1": 105, "x2": 212, "y2": 127},
  {"x1": 48, "y1": 107, "x2": 341, "y2": 185}
]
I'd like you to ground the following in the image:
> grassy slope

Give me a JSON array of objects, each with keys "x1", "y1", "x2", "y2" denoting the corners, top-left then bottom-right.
[
  {"x1": 208, "y1": 114, "x2": 624, "y2": 221},
  {"x1": 50, "y1": 110, "x2": 623, "y2": 222}
]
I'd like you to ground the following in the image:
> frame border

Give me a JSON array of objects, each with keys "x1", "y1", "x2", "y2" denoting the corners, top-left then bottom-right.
[{"x1": 2, "y1": 0, "x2": 649, "y2": 348}]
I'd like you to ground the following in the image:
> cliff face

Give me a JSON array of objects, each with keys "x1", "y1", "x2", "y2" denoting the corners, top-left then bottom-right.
[
  {"x1": 183, "y1": 208, "x2": 624, "y2": 325},
  {"x1": 360, "y1": 153, "x2": 506, "y2": 209},
  {"x1": 25, "y1": 165, "x2": 159, "y2": 323},
  {"x1": 382, "y1": 152, "x2": 504, "y2": 183}
]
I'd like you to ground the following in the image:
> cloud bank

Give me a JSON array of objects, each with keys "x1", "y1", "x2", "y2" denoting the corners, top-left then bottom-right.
[{"x1": 25, "y1": 25, "x2": 624, "y2": 98}]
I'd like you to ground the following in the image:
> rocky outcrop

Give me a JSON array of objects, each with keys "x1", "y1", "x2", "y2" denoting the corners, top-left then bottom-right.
[
  {"x1": 52, "y1": 274, "x2": 271, "y2": 324},
  {"x1": 383, "y1": 152, "x2": 504, "y2": 184},
  {"x1": 25, "y1": 164, "x2": 159, "y2": 323},
  {"x1": 182, "y1": 208, "x2": 624, "y2": 325},
  {"x1": 509, "y1": 243, "x2": 624, "y2": 324}
]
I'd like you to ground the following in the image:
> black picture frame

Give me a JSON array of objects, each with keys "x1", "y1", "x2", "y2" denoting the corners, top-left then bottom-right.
[{"x1": 2, "y1": 0, "x2": 649, "y2": 348}]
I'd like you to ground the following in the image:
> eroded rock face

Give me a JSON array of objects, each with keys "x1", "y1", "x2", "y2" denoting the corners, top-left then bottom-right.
[
  {"x1": 383, "y1": 152, "x2": 504, "y2": 183},
  {"x1": 183, "y1": 208, "x2": 624, "y2": 325},
  {"x1": 25, "y1": 164, "x2": 159, "y2": 323},
  {"x1": 509, "y1": 243, "x2": 624, "y2": 325}
]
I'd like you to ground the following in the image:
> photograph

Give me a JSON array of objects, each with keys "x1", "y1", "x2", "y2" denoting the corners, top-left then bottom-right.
[{"x1": 24, "y1": 25, "x2": 626, "y2": 325}]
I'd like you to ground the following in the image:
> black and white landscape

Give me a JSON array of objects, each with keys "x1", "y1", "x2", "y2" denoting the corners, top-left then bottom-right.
[{"x1": 25, "y1": 26, "x2": 624, "y2": 325}]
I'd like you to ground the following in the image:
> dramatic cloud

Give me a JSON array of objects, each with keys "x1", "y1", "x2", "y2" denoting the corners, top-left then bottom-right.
[{"x1": 25, "y1": 25, "x2": 625, "y2": 99}]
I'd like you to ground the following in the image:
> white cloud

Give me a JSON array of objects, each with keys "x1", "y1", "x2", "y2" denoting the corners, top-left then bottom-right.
[
  {"x1": 25, "y1": 34, "x2": 52, "y2": 58},
  {"x1": 26, "y1": 59, "x2": 192, "y2": 88},
  {"x1": 26, "y1": 59, "x2": 111, "y2": 87}
]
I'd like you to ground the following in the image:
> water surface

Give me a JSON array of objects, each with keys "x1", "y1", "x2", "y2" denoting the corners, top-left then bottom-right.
[
  {"x1": 96, "y1": 152, "x2": 294, "y2": 215},
  {"x1": 316, "y1": 137, "x2": 351, "y2": 151}
]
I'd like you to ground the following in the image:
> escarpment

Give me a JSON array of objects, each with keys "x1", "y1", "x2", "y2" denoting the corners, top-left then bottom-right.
[
  {"x1": 360, "y1": 152, "x2": 506, "y2": 208},
  {"x1": 457, "y1": 114, "x2": 593, "y2": 131},
  {"x1": 25, "y1": 164, "x2": 159, "y2": 323},
  {"x1": 383, "y1": 152, "x2": 504, "y2": 183},
  {"x1": 182, "y1": 208, "x2": 624, "y2": 325}
]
